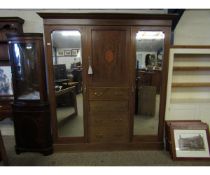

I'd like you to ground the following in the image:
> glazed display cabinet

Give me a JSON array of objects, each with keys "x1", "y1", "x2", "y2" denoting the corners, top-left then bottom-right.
[{"x1": 7, "y1": 33, "x2": 53, "y2": 155}]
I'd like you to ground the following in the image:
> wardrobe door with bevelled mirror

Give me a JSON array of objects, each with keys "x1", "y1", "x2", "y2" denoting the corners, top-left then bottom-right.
[
  {"x1": 134, "y1": 30, "x2": 165, "y2": 136},
  {"x1": 51, "y1": 30, "x2": 84, "y2": 138}
]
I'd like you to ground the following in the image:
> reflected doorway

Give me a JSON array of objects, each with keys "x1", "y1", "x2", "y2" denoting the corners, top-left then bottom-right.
[
  {"x1": 134, "y1": 31, "x2": 164, "y2": 135},
  {"x1": 51, "y1": 30, "x2": 84, "y2": 137}
]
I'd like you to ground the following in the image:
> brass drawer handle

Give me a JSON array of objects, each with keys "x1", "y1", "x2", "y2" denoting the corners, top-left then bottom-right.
[{"x1": 94, "y1": 92, "x2": 103, "y2": 97}]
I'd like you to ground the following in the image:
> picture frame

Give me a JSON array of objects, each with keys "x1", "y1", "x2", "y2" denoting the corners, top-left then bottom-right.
[
  {"x1": 71, "y1": 49, "x2": 78, "y2": 56},
  {"x1": 0, "y1": 66, "x2": 13, "y2": 96},
  {"x1": 64, "y1": 50, "x2": 72, "y2": 56},
  {"x1": 165, "y1": 120, "x2": 202, "y2": 151},
  {"x1": 170, "y1": 122, "x2": 210, "y2": 160},
  {"x1": 57, "y1": 50, "x2": 64, "y2": 57}
]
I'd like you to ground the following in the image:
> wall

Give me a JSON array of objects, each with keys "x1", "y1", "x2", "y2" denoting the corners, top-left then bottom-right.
[
  {"x1": 167, "y1": 10, "x2": 210, "y2": 126},
  {"x1": 0, "y1": 9, "x2": 166, "y2": 33},
  {"x1": 174, "y1": 10, "x2": 210, "y2": 45},
  {"x1": 1, "y1": 9, "x2": 209, "y2": 44}
]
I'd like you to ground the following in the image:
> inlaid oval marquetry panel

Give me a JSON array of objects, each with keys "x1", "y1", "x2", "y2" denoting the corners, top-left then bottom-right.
[
  {"x1": 105, "y1": 50, "x2": 114, "y2": 63},
  {"x1": 90, "y1": 27, "x2": 129, "y2": 85}
]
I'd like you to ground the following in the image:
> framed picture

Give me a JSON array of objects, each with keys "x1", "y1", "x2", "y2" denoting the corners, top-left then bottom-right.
[
  {"x1": 57, "y1": 50, "x2": 64, "y2": 57},
  {"x1": 170, "y1": 122, "x2": 210, "y2": 160},
  {"x1": 71, "y1": 49, "x2": 78, "y2": 56},
  {"x1": 0, "y1": 66, "x2": 13, "y2": 96},
  {"x1": 64, "y1": 50, "x2": 72, "y2": 56},
  {"x1": 165, "y1": 120, "x2": 202, "y2": 151}
]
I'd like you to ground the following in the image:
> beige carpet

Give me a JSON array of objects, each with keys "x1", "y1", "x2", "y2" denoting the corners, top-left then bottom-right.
[{"x1": 1, "y1": 135, "x2": 210, "y2": 166}]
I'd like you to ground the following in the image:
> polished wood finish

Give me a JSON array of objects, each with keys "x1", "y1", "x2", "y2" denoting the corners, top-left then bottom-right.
[
  {"x1": 0, "y1": 17, "x2": 24, "y2": 120},
  {"x1": 38, "y1": 13, "x2": 175, "y2": 27},
  {"x1": 13, "y1": 103, "x2": 52, "y2": 155},
  {"x1": 53, "y1": 141, "x2": 163, "y2": 152},
  {"x1": 87, "y1": 26, "x2": 130, "y2": 86},
  {"x1": 86, "y1": 26, "x2": 131, "y2": 143},
  {"x1": 89, "y1": 87, "x2": 129, "y2": 100},
  {"x1": 39, "y1": 13, "x2": 175, "y2": 151}
]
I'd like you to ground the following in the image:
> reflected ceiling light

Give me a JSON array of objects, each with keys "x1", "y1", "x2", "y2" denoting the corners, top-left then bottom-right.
[
  {"x1": 136, "y1": 31, "x2": 165, "y2": 40},
  {"x1": 61, "y1": 31, "x2": 81, "y2": 36},
  {"x1": 26, "y1": 43, "x2": 32, "y2": 50}
]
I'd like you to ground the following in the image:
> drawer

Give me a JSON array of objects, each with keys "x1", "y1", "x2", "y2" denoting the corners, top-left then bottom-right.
[
  {"x1": 89, "y1": 125, "x2": 129, "y2": 143},
  {"x1": 89, "y1": 113, "x2": 128, "y2": 127},
  {"x1": 89, "y1": 87, "x2": 129, "y2": 100},
  {"x1": 89, "y1": 100, "x2": 128, "y2": 113}
]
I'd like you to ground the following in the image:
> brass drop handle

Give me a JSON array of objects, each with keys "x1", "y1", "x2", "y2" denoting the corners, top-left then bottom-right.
[{"x1": 94, "y1": 92, "x2": 103, "y2": 97}]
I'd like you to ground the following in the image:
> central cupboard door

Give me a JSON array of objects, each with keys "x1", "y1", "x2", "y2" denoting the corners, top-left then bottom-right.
[{"x1": 86, "y1": 26, "x2": 132, "y2": 143}]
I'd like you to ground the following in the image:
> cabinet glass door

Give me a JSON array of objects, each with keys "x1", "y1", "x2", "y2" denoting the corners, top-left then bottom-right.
[{"x1": 9, "y1": 42, "x2": 40, "y2": 100}]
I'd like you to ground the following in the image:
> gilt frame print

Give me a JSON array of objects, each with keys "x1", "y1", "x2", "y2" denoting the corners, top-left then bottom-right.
[{"x1": 170, "y1": 123, "x2": 210, "y2": 160}]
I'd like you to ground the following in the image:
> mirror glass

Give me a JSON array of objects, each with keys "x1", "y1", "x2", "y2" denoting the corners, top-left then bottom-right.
[
  {"x1": 134, "y1": 31, "x2": 164, "y2": 135},
  {"x1": 51, "y1": 30, "x2": 83, "y2": 137}
]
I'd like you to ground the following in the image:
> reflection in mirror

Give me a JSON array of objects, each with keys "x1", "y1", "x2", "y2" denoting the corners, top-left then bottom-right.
[
  {"x1": 134, "y1": 31, "x2": 164, "y2": 135},
  {"x1": 51, "y1": 30, "x2": 83, "y2": 137}
]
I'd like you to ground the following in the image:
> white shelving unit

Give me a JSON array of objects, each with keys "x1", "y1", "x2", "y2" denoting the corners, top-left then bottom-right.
[{"x1": 165, "y1": 46, "x2": 210, "y2": 124}]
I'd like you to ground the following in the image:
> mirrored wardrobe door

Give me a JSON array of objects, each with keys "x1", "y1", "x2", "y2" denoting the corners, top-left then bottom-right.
[
  {"x1": 51, "y1": 30, "x2": 84, "y2": 138},
  {"x1": 133, "y1": 30, "x2": 165, "y2": 136}
]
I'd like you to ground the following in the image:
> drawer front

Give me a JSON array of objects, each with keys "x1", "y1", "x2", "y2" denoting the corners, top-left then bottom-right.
[
  {"x1": 89, "y1": 113, "x2": 128, "y2": 127},
  {"x1": 89, "y1": 87, "x2": 129, "y2": 100},
  {"x1": 89, "y1": 101, "x2": 128, "y2": 113},
  {"x1": 88, "y1": 113, "x2": 129, "y2": 142},
  {"x1": 89, "y1": 124, "x2": 129, "y2": 143}
]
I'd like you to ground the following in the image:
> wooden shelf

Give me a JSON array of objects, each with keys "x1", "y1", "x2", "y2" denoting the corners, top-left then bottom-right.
[
  {"x1": 170, "y1": 98, "x2": 210, "y2": 103},
  {"x1": 171, "y1": 45, "x2": 210, "y2": 49},
  {"x1": 172, "y1": 82, "x2": 210, "y2": 87},
  {"x1": 173, "y1": 66, "x2": 210, "y2": 71}
]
